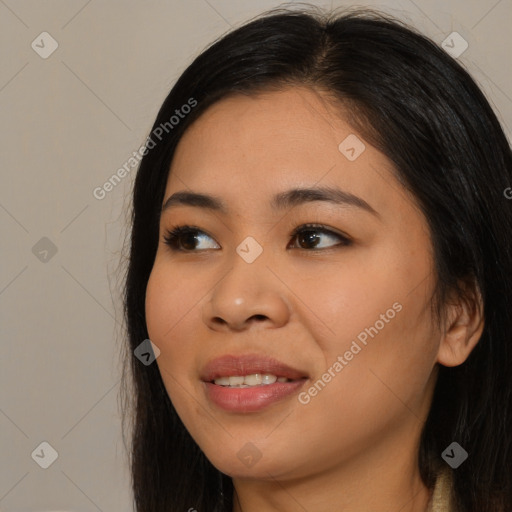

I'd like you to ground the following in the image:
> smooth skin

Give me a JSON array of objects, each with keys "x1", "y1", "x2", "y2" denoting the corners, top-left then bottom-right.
[{"x1": 145, "y1": 87, "x2": 484, "y2": 512}]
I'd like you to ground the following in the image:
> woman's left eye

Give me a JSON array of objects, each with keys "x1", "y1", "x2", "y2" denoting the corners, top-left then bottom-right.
[
  {"x1": 289, "y1": 224, "x2": 351, "y2": 250},
  {"x1": 162, "y1": 224, "x2": 351, "y2": 252}
]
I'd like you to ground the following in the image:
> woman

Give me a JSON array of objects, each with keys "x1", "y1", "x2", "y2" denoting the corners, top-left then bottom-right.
[{"x1": 121, "y1": 5, "x2": 512, "y2": 511}]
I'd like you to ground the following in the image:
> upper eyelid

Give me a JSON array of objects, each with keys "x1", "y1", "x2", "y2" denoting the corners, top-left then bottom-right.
[
  {"x1": 164, "y1": 224, "x2": 347, "y2": 238},
  {"x1": 290, "y1": 224, "x2": 349, "y2": 238}
]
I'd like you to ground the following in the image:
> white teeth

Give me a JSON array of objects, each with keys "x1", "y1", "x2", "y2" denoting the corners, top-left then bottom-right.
[
  {"x1": 244, "y1": 374, "x2": 262, "y2": 386},
  {"x1": 261, "y1": 374, "x2": 277, "y2": 385},
  {"x1": 228, "y1": 376, "x2": 245, "y2": 386},
  {"x1": 213, "y1": 373, "x2": 290, "y2": 387}
]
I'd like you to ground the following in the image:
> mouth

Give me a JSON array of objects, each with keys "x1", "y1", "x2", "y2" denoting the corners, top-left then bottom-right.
[
  {"x1": 200, "y1": 354, "x2": 309, "y2": 413},
  {"x1": 211, "y1": 373, "x2": 295, "y2": 387}
]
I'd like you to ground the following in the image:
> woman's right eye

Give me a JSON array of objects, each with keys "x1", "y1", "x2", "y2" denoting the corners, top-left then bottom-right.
[{"x1": 163, "y1": 225, "x2": 220, "y2": 252}]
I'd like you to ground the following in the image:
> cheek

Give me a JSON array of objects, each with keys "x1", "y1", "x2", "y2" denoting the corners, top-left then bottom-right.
[
  {"x1": 145, "y1": 267, "x2": 170, "y2": 342},
  {"x1": 145, "y1": 267, "x2": 201, "y2": 417},
  {"x1": 145, "y1": 270, "x2": 221, "y2": 447},
  {"x1": 145, "y1": 264, "x2": 203, "y2": 379},
  {"x1": 323, "y1": 297, "x2": 437, "y2": 422},
  {"x1": 145, "y1": 262, "x2": 202, "y2": 341},
  {"x1": 299, "y1": 256, "x2": 437, "y2": 410},
  {"x1": 294, "y1": 310, "x2": 436, "y2": 456},
  {"x1": 289, "y1": 258, "x2": 402, "y2": 355}
]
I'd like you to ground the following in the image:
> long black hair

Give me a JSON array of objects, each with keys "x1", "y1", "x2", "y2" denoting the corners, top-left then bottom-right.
[{"x1": 120, "y1": 5, "x2": 512, "y2": 511}]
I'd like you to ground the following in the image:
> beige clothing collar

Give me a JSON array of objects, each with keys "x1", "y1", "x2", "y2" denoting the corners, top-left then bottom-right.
[{"x1": 426, "y1": 468, "x2": 455, "y2": 512}]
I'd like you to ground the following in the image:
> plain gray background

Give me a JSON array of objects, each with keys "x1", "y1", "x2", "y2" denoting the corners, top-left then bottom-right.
[{"x1": 1, "y1": 0, "x2": 511, "y2": 510}]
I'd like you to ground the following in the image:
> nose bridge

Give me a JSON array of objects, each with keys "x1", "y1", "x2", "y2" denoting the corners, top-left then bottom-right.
[{"x1": 202, "y1": 240, "x2": 290, "y2": 330}]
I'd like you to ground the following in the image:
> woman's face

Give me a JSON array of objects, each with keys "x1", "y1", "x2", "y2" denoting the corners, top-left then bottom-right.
[{"x1": 145, "y1": 86, "x2": 442, "y2": 480}]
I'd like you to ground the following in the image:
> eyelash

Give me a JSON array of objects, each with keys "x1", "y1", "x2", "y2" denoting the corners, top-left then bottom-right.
[{"x1": 162, "y1": 223, "x2": 352, "y2": 252}]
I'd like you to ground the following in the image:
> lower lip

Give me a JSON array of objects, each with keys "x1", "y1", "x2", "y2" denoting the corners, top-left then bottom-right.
[{"x1": 204, "y1": 380, "x2": 307, "y2": 413}]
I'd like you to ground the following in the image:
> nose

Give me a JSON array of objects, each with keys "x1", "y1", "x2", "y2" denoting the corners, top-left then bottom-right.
[{"x1": 201, "y1": 256, "x2": 291, "y2": 332}]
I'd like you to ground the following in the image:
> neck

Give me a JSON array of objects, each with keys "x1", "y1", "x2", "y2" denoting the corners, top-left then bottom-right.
[
  {"x1": 233, "y1": 464, "x2": 432, "y2": 512},
  {"x1": 231, "y1": 422, "x2": 433, "y2": 512}
]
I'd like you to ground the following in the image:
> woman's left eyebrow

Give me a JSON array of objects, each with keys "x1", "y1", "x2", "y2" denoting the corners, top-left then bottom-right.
[{"x1": 161, "y1": 186, "x2": 380, "y2": 219}]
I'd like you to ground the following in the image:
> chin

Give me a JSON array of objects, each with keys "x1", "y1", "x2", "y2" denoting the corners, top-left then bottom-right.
[{"x1": 200, "y1": 442, "x2": 303, "y2": 481}]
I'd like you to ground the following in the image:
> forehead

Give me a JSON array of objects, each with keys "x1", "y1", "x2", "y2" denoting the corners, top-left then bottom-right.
[
  {"x1": 163, "y1": 87, "x2": 411, "y2": 219},
  {"x1": 172, "y1": 87, "x2": 351, "y2": 166}
]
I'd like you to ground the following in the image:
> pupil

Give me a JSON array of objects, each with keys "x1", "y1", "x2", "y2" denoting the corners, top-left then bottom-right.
[
  {"x1": 182, "y1": 233, "x2": 198, "y2": 250},
  {"x1": 300, "y1": 230, "x2": 318, "y2": 248}
]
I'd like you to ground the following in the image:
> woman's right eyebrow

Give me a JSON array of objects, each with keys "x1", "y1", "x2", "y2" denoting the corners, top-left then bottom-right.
[{"x1": 161, "y1": 186, "x2": 380, "y2": 219}]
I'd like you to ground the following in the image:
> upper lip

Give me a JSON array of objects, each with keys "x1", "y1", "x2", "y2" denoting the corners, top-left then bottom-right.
[{"x1": 200, "y1": 354, "x2": 309, "y2": 382}]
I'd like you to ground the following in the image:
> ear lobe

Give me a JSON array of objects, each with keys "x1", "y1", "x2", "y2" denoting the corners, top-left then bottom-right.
[{"x1": 436, "y1": 285, "x2": 485, "y2": 368}]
